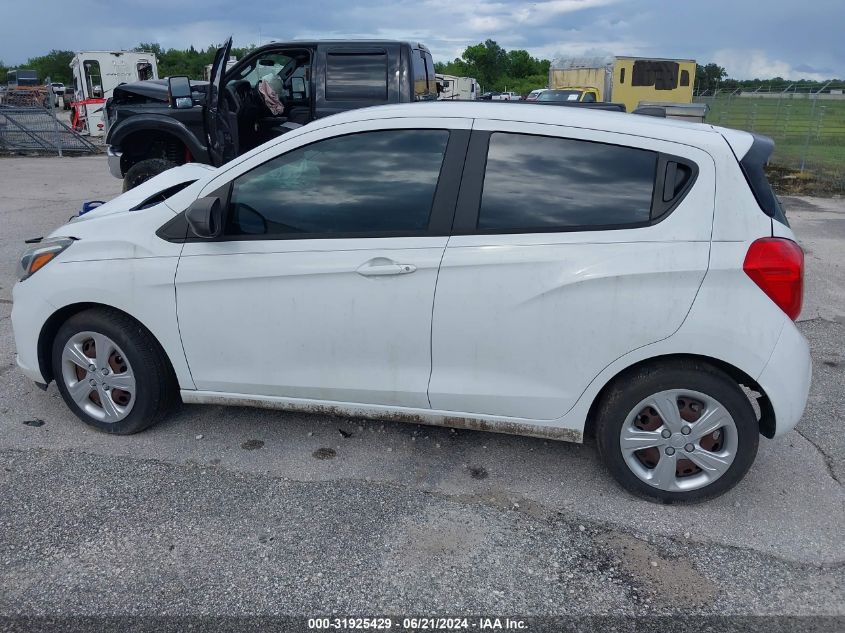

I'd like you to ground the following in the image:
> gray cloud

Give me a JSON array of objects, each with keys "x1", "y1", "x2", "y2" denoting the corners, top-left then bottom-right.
[{"x1": 0, "y1": 0, "x2": 841, "y2": 79}]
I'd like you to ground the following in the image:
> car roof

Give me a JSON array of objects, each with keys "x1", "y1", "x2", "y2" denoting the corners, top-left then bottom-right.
[{"x1": 309, "y1": 101, "x2": 738, "y2": 147}]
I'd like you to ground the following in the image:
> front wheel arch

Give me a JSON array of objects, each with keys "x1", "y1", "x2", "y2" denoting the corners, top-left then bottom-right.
[
  {"x1": 37, "y1": 302, "x2": 178, "y2": 392},
  {"x1": 583, "y1": 353, "x2": 775, "y2": 441}
]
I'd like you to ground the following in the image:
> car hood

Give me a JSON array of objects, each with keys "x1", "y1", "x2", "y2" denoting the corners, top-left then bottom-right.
[
  {"x1": 62, "y1": 163, "x2": 216, "y2": 225},
  {"x1": 113, "y1": 79, "x2": 210, "y2": 102}
]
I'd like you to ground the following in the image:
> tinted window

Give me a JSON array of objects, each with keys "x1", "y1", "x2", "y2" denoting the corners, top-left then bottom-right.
[
  {"x1": 326, "y1": 53, "x2": 387, "y2": 101},
  {"x1": 422, "y1": 50, "x2": 436, "y2": 97},
  {"x1": 226, "y1": 130, "x2": 449, "y2": 236},
  {"x1": 412, "y1": 49, "x2": 436, "y2": 100},
  {"x1": 680, "y1": 69, "x2": 690, "y2": 87},
  {"x1": 412, "y1": 50, "x2": 427, "y2": 99},
  {"x1": 631, "y1": 60, "x2": 679, "y2": 90},
  {"x1": 478, "y1": 133, "x2": 657, "y2": 231}
]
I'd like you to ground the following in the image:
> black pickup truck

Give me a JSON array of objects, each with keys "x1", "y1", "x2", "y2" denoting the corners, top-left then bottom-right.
[{"x1": 104, "y1": 38, "x2": 438, "y2": 189}]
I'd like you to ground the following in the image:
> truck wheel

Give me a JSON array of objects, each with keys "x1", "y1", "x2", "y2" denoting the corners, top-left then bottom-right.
[
  {"x1": 123, "y1": 158, "x2": 176, "y2": 192},
  {"x1": 595, "y1": 360, "x2": 759, "y2": 503}
]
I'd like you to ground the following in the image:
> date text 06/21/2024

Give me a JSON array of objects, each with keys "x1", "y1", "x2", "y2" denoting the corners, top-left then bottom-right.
[{"x1": 306, "y1": 617, "x2": 528, "y2": 630}]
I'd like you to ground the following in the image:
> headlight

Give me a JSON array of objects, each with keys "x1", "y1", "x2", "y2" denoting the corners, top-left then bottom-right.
[{"x1": 17, "y1": 237, "x2": 74, "y2": 281}]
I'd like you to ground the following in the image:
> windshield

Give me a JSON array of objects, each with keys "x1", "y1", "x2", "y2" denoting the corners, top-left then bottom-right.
[{"x1": 538, "y1": 90, "x2": 583, "y2": 102}]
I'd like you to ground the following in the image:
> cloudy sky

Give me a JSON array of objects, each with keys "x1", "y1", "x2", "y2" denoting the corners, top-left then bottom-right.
[{"x1": 2, "y1": 0, "x2": 842, "y2": 79}]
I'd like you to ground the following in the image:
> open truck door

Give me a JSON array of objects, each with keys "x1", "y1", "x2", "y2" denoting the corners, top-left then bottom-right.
[{"x1": 205, "y1": 37, "x2": 235, "y2": 166}]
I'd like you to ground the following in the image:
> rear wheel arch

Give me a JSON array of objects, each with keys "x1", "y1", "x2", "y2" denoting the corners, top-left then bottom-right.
[
  {"x1": 584, "y1": 353, "x2": 775, "y2": 440},
  {"x1": 37, "y1": 303, "x2": 178, "y2": 391}
]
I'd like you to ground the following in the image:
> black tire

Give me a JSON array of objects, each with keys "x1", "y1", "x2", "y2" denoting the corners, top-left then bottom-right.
[
  {"x1": 51, "y1": 308, "x2": 178, "y2": 435},
  {"x1": 122, "y1": 158, "x2": 176, "y2": 192},
  {"x1": 595, "y1": 359, "x2": 759, "y2": 503}
]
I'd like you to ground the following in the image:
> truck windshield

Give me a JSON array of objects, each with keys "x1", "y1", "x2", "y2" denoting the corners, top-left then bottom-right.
[{"x1": 538, "y1": 90, "x2": 583, "y2": 102}]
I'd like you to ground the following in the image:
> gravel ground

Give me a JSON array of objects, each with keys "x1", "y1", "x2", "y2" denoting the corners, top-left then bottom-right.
[{"x1": 0, "y1": 157, "x2": 843, "y2": 629}]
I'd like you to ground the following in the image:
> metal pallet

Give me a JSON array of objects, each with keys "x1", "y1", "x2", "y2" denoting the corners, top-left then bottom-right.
[{"x1": 0, "y1": 105, "x2": 99, "y2": 155}]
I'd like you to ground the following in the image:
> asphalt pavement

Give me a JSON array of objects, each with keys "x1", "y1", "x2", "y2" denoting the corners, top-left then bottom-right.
[{"x1": 0, "y1": 156, "x2": 842, "y2": 627}]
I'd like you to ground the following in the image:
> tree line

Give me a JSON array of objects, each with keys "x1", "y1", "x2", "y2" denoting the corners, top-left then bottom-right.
[
  {"x1": 434, "y1": 39, "x2": 551, "y2": 95},
  {"x1": 0, "y1": 43, "x2": 254, "y2": 85},
  {"x1": 2, "y1": 42, "x2": 840, "y2": 96}
]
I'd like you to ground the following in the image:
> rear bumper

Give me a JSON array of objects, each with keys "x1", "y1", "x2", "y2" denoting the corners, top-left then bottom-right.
[
  {"x1": 106, "y1": 145, "x2": 123, "y2": 179},
  {"x1": 756, "y1": 321, "x2": 812, "y2": 438}
]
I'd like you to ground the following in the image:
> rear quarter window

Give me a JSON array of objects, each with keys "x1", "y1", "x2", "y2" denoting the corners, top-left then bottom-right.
[{"x1": 477, "y1": 133, "x2": 658, "y2": 231}]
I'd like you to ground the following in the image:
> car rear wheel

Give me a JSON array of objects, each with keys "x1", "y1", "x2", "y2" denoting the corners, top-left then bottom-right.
[
  {"x1": 595, "y1": 360, "x2": 759, "y2": 503},
  {"x1": 52, "y1": 308, "x2": 177, "y2": 434}
]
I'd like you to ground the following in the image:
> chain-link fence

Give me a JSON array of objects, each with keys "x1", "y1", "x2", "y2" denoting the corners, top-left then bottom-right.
[
  {"x1": 0, "y1": 76, "x2": 98, "y2": 156},
  {"x1": 694, "y1": 89, "x2": 845, "y2": 193}
]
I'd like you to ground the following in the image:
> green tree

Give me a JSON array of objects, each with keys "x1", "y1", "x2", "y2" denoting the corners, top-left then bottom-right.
[
  {"x1": 695, "y1": 63, "x2": 727, "y2": 93},
  {"x1": 25, "y1": 50, "x2": 74, "y2": 84},
  {"x1": 135, "y1": 42, "x2": 256, "y2": 80},
  {"x1": 506, "y1": 49, "x2": 534, "y2": 78},
  {"x1": 462, "y1": 39, "x2": 507, "y2": 88},
  {"x1": 435, "y1": 40, "x2": 551, "y2": 95}
]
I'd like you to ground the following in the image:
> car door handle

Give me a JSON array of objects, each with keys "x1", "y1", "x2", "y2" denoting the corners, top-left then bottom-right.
[{"x1": 356, "y1": 258, "x2": 417, "y2": 277}]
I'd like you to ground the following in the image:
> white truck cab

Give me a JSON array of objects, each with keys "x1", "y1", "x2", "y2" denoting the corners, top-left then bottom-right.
[{"x1": 70, "y1": 51, "x2": 158, "y2": 137}]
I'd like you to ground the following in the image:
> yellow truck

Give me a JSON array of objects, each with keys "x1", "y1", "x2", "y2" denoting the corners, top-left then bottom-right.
[{"x1": 549, "y1": 56, "x2": 696, "y2": 114}]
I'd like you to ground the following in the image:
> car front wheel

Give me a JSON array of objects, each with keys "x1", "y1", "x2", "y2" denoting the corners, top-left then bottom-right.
[
  {"x1": 595, "y1": 361, "x2": 759, "y2": 503},
  {"x1": 52, "y1": 308, "x2": 177, "y2": 434}
]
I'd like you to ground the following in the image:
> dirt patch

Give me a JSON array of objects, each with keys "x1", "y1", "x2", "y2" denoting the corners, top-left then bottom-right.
[
  {"x1": 467, "y1": 465, "x2": 488, "y2": 480},
  {"x1": 597, "y1": 531, "x2": 717, "y2": 608},
  {"x1": 240, "y1": 440, "x2": 264, "y2": 451},
  {"x1": 312, "y1": 447, "x2": 336, "y2": 460},
  {"x1": 767, "y1": 165, "x2": 844, "y2": 196}
]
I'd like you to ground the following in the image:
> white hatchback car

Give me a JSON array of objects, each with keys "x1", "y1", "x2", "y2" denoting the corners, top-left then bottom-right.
[{"x1": 12, "y1": 102, "x2": 811, "y2": 502}]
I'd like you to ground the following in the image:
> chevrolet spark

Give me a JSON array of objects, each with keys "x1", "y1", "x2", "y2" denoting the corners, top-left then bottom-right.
[{"x1": 12, "y1": 102, "x2": 811, "y2": 502}]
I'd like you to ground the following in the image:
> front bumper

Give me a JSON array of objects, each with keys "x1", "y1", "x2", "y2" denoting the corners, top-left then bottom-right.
[
  {"x1": 756, "y1": 321, "x2": 812, "y2": 438},
  {"x1": 11, "y1": 282, "x2": 56, "y2": 385},
  {"x1": 106, "y1": 145, "x2": 123, "y2": 179}
]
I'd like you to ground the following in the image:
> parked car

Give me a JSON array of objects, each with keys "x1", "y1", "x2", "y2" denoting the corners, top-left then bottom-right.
[
  {"x1": 538, "y1": 88, "x2": 598, "y2": 103},
  {"x1": 478, "y1": 91, "x2": 497, "y2": 100},
  {"x1": 492, "y1": 91, "x2": 520, "y2": 101},
  {"x1": 104, "y1": 38, "x2": 438, "y2": 190},
  {"x1": 12, "y1": 102, "x2": 810, "y2": 503},
  {"x1": 525, "y1": 88, "x2": 548, "y2": 101}
]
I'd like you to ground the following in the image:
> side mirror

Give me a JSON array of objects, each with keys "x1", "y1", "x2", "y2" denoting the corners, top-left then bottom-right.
[
  {"x1": 168, "y1": 76, "x2": 193, "y2": 109},
  {"x1": 185, "y1": 196, "x2": 223, "y2": 238}
]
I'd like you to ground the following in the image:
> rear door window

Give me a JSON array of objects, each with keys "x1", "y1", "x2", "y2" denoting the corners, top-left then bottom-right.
[
  {"x1": 477, "y1": 132, "x2": 658, "y2": 231},
  {"x1": 326, "y1": 53, "x2": 388, "y2": 101}
]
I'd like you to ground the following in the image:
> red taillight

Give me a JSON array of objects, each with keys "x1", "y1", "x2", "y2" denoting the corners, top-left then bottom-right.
[{"x1": 743, "y1": 237, "x2": 804, "y2": 320}]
